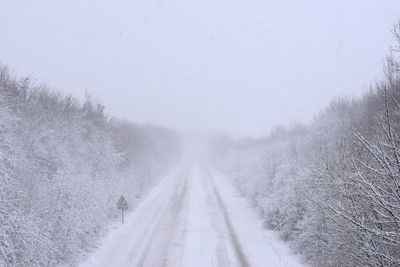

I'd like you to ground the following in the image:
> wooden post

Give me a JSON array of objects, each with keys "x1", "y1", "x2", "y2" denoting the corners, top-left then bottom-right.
[{"x1": 122, "y1": 209, "x2": 124, "y2": 224}]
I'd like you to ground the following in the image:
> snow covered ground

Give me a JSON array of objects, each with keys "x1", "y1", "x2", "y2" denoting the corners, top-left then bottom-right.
[{"x1": 79, "y1": 162, "x2": 303, "y2": 267}]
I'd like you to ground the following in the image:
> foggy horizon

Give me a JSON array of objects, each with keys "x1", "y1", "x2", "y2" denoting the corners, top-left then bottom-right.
[{"x1": 2, "y1": 0, "x2": 400, "y2": 138}]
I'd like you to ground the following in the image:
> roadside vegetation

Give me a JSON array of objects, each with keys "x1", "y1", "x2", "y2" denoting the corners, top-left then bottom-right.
[
  {"x1": 211, "y1": 23, "x2": 400, "y2": 266},
  {"x1": 0, "y1": 68, "x2": 181, "y2": 266}
]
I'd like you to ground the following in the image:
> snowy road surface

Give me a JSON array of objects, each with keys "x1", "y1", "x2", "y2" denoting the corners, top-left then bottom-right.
[{"x1": 80, "y1": 164, "x2": 302, "y2": 267}]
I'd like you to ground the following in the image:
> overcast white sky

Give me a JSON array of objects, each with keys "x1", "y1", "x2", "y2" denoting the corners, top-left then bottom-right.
[{"x1": 1, "y1": 0, "x2": 400, "y2": 137}]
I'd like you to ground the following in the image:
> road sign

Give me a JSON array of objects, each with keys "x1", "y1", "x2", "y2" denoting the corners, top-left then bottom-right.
[
  {"x1": 117, "y1": 196, "x2": 128, "y2": 210},
  {"x1": 117, "y1": 196, "x2": 128, "y2": 224}
]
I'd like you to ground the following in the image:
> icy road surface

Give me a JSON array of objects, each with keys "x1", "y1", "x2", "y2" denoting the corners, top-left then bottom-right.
[{"x1": 80, "y1": 164, "x2": 302, "y2": 267}]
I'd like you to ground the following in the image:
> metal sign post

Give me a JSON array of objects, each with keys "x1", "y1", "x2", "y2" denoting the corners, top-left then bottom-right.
[{"x1": 117, "y1": 196, "x2": 128, "y2": 224}]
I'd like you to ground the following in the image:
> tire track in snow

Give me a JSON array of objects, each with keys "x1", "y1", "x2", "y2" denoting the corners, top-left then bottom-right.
[
  {"x1": 203, "y1": 166, "x2": 250, "y2": 267},
  {"x1": 160, "y1": 174, "x2": 189, "y2": 267},
  {"x1": 135, "y1": 172, "x2": 189, "y2": 267},
  {"x1": 199, "y1": 165, "x2": 232, "y2": 267},
  {"x1": 126, "y1": 190, "x2": 173, "y2": 264},
  {"x1": 126, "y1": 173, "x2": 183, "y2": 265}
]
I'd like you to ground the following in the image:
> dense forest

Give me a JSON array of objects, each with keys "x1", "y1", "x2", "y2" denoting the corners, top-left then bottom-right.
[
  {"x1": 210, "y1": 25, "x2": 400, "y2": 266},
  {"x1": 0, "y1": 67, "x2": 181, "y2": 266}
]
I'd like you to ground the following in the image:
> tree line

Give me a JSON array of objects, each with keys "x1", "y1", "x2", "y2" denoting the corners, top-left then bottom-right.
[
  {"x1": 210, "y1": 24, "x2": 400, "y2": 266},
  {"x1": 0, "y1": 67, "x2": 181, "y2": 266}
]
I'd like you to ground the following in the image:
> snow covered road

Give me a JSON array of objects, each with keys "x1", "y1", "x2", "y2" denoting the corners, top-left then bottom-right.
[{"x1": 80, "y1": 163, "x2": 302, "y2": 267}]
